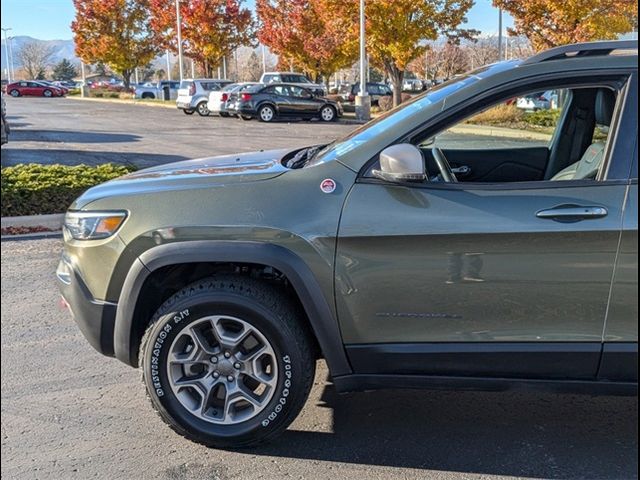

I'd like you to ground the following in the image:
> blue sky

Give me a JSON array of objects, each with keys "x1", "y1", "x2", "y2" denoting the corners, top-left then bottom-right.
[{"x1": 1, "y1": 0, "x2": 513, "y2": 41}]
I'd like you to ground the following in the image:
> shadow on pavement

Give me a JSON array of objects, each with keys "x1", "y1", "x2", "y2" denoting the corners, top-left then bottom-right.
[
  {"x1": 253, "y1": 383, "x2": 638, "y2": 479},
  {"x1": 0, "y1": 148, "x2": 187, "y2": 168},
  {"x1": 8, "y1": 129, "x2": 141, "y2": 144}
]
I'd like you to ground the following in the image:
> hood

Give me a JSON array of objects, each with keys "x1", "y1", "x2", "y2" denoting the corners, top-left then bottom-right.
[{"x1": 72, "y1": 149, "x2": 290, "y2": 209}]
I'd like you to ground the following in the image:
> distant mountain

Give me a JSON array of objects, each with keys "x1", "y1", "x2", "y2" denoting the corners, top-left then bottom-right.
[{"x1": 1, "y1": 36, "x2": 77, "y2": 70}]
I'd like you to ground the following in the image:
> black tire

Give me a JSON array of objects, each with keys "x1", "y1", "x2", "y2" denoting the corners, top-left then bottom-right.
[
  {"x1": 139, "y1": 275, "x2": 316, "y2": 448},
  {"x1": 258, "y1": 104, "x2": 276, "y2": 122},
  {"x1": 43, "y1": 89, "x2": 53, "y2": 97},
  {"x1": 183, "y1": 109, "x2": 195, "y2": 115},
  {"x1": 319, "y1": 105, "x2": 336, "y2": 122},
  {"x1": 220, "y1": 112, "x2": 230, "y2": 118},
  {"x1": 240, "y1": 114, "x2": 253, "y2": 121},
  {"x1": 196, "y1": 102, "x2": 210, "y2": 116},
  {"x1": 9, "y1": 89, "x2": 20, "y2": 97},
  {"x1": 142, "y1": 93, "x2": 155, "y2": 99}
]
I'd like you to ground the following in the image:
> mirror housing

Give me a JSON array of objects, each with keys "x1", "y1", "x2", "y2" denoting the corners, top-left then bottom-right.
[{"x1": 372, "y1": 144, "x2": 427, "y2": 183}]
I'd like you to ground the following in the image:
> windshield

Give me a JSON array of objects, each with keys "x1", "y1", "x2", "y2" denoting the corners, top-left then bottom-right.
[
  {"x1": 284, "y1": 75, "x2": 311, "y2": 83},
  {"x1": 307, "y1": 64, "x2": 508, "y2": 168}
]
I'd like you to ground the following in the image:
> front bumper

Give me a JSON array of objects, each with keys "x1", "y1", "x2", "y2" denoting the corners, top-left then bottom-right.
[{"x1": 57, "y1": 255, "x2": 117, "y2": 357}]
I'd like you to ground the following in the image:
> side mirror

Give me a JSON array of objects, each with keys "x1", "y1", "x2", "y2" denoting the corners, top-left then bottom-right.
[{"x1": 372, "y1": 144, "x2": 427, "y2": 183}]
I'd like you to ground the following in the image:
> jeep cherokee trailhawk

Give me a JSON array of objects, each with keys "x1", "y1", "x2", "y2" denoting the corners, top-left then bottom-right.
[{"x1": 58, "y1": 41, "x2": 638, "y2": 448}]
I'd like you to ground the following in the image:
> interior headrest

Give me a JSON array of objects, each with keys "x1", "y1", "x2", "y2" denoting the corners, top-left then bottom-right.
[{"x1": 595, "y1": 89, "x2": 616, "y2": 126}]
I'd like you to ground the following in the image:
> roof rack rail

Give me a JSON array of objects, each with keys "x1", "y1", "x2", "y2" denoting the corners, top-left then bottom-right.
[{"x1": 521, "y1": 40, "x2": 638, "y2": 66}]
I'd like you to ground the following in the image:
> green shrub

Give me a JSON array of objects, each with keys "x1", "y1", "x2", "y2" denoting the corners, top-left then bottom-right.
[
  {"x1": 1, "y1": 163, "x2": 135, "y2": 217},
  {"x1": 466, "y1": 104, "x2": 524, "y2": 126},
  {"x1": 523, "y1": 109, "x2": 562, "y2": 127}
]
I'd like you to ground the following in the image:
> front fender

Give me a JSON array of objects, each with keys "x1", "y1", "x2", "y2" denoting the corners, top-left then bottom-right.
[{"x1": 113, "y1": 240, "x2": 352, "y2": 377}]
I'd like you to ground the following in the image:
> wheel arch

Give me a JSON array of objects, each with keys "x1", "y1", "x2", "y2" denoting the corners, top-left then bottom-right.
[{"x1": 113, "y1": 240, "x2": 352, "y2": 377}]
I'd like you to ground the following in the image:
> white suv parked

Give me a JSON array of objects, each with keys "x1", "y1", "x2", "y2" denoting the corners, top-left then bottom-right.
[{"x1": 176, "y1": 79, "x2": 233, "y2": 116}]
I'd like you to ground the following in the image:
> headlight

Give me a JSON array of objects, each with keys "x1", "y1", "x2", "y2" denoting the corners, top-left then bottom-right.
[{"x1": 64, "y1": 211, "x2": 127, "y2": 240}]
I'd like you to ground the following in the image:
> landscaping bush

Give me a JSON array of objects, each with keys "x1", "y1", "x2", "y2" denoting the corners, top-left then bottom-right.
[
  {"x1": 1, "y1": 163, "x2": 135, "y2": 217},
  {"x1": 466, "y1": 104, "x2": 524, "y2": 126},
  {"x1": 378, "y1": 93, "x2": 413, "y2": 112},
  {"x1": 523, "y1": 108, "x2": 562, "y2": 128}
]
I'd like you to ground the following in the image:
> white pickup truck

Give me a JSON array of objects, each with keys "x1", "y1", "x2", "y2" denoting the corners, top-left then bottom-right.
[{"x1": 134, "y1": 81, "x2": 181, "y2": 100}]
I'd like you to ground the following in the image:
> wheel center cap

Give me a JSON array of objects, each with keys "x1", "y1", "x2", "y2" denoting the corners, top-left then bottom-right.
[{"x1": 216, "y1": 358, "x2": 235, "y2": 376}]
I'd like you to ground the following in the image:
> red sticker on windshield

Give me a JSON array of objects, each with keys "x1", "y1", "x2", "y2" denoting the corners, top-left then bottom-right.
[{"x1": 320, "y1": 178, "x2": 337, "y2": 194}]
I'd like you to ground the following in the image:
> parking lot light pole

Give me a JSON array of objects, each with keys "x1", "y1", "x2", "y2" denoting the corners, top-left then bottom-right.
[
  {"x1": 355, "y1": 0, "x2": 371, "y2": 122},
  {"x1": 166, "y1": 49, "x2": 171, "y2": 81},
  {"x1": 8, "y1": 36, "x2": 15, "y2": 80},
  {"x1": 175, "y1": 0, "x2": 184, "y2": 81},
  {"x1": 2, "y1": 27, "x2": 12, "y2": 83}
]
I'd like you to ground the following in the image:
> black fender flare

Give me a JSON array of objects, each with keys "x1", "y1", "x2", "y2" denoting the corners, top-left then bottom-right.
[{"x1": 113, "y1": 240, "x2": 352, "y2": 377}]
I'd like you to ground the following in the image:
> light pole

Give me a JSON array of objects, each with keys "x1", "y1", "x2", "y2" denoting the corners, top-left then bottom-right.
[
  {"x1": 262, "y1": 44, "x2": 267, "y2": 74},
  {"x1": 497, "y1": 8, "x2": 503, "y2": 62},
  {"x1": 1, "y1": 27, "x2": 12, "y2": 83},
  {"x1": 166, "y1": 49, "x2": 172, "y2": 81},
  {"x1": 355, "y1": 0, "x2": 370, "y2": 121},
  {"x1": 175, "y1": 0, "x2": 184, "y2": 81}
]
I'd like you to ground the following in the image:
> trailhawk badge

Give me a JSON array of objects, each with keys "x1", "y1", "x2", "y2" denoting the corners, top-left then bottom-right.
[{"x1": 320, "y1": 178, "x2": 337, "y2": 194}]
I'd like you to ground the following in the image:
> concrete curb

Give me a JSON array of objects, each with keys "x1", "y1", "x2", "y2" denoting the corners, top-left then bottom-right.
[
  {"x1": 1, "y1": 213, "x2": 64, "y2": 230},
  {"x1": 66, "y1": 96, "x2": 176, "y2": 109},
  {"x1": 1, "y1": 231, "x2": 62, "y2": 241}
]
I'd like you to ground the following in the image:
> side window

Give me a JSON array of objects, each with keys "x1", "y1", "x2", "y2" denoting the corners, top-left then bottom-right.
[
  {"x1": 431, "y1": 89, "x2": 568, "y2": 152},
  {"x1": 273, "y1": 85, "x2": 290, "y2": 96},
  {"x1": 413, "y1": 86, "x2": 620, "y2": 183},
  {"x1": 288, "y1": 86, "x2": 310, "y2": 98}
]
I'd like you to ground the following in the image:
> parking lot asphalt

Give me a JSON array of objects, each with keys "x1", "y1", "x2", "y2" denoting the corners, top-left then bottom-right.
[
  {"x1": 0, "y1": 97, "x2": 356, "y2": 169},
  {"x1": 1, "y1": 240, "x2": 638, "y2": 480}
]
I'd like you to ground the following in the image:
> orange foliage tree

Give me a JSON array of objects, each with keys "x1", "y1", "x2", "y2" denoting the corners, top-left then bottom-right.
[
  {"x1": 256, "y1": 0, "x2": 357, "y2": 83},
  {"x1": 494, "y1": 0, "x2": 639, "y2": 51},
  {"x1": 324, "y1": 0, "x2": 476, "y2": 106},
  {"x1": 149, "y1": 0, "x2": 254, "y2": 76},
  {"x1": 72, "y1": 0, "x2": 159, "y2": 88}
]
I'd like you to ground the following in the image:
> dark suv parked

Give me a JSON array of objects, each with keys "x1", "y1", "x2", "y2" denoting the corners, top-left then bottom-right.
[
  {"x1": 58, "y1": 41, "x2": 638, "y2": 449},
  {"x1": 227, "y1": 83, "x2": 342, "y2": 122}
]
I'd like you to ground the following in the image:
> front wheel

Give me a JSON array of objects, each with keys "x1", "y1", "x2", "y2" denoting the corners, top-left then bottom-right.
[
  {"x1": 140, "y1": 276, "x2": 315, "y2": 448},
  {"x1": 9, "y1": 89, "x2": 20, "y2": 97},
  {"x1": 319, "y1": 105, "x2": 336, "y2": 122},
  {"x1": 43, "y1": 89, "x2": 53, "y2": 97}
]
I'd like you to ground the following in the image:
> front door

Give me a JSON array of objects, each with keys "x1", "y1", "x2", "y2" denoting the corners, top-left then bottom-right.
[{"x1": 336, "y1": 80, "x2": 631, "y2": 380}]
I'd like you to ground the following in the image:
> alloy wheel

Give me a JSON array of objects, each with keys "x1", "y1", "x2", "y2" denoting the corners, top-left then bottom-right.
[
  {"x1": 167, "y1": 315, "x2": 278, "y2": 425},
  {"x1": 259, "y1": 106, "x2": 275, "y2": 122},
  {"x1": 320, "y1": 106, "x2": 335, "y2": 122}
]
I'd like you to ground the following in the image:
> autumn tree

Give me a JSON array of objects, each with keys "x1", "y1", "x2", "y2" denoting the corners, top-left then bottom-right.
[
  {"x1": 72, "y1": 0, "x2": 158, "y2": 88},
  {"x1": 493, "y1": 0, "x2": 638, "y2": 51},
  {"x1": 326, "y1": 0, "x2": 476, "y2": 106},
  {"x1": 256, "y1": 0, "x2": 357, "y2": 83},
  {"x1": 150, "y1": 0, "x2": 253, "y2": 77},
  {"x1": 17, "y1": 41, "x2": 54, "y2": 79}
]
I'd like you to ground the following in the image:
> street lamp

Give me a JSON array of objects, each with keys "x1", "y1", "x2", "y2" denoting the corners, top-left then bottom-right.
[
  {"x1": 175, "y1": 0, "x2": 184, "y2": 81},
  {"x1": 497, "y1": 8, "x2": 503, "y2": 62},
  {"x1": 355, "y1": 0, "x2": 370, "y2": 121},
  {"x1": 7, "y1": 36, "x2": 15, "y2": 80},
  {"x1": 1, "y1": 27, "x2": 12, "y2": 83}
]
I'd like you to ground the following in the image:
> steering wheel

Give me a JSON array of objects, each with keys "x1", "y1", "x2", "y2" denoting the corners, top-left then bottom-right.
[{"x1": 432, "y1": 148, "x2": 458, "y2": 183}]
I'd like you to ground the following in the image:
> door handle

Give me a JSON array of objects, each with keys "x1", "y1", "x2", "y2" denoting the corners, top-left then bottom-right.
[
  {"x1": 451, "y1": 165, "x2": 471, "y2": 175},
  {"x1": 536, "y1": 205, "x2": 608, "y2": 221}
]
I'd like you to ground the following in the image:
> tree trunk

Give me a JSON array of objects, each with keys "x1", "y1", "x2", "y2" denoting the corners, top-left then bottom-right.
[
  {"x1": 389, "y1": 68, "x2": 404, "y2": 107},
  {"x1": 122, "y1": 69, "x2": 132, "y2": 89}
]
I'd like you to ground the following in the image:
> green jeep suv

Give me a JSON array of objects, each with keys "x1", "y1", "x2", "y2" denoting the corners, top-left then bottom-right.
[{"x1": 58, "y1": 41, "x2": 638, "y2": 448}]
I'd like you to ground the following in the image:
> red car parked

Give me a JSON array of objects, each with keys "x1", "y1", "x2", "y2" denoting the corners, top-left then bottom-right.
[{"x1": 6, "y1": 81, "x2": 65, "y2": 98}]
